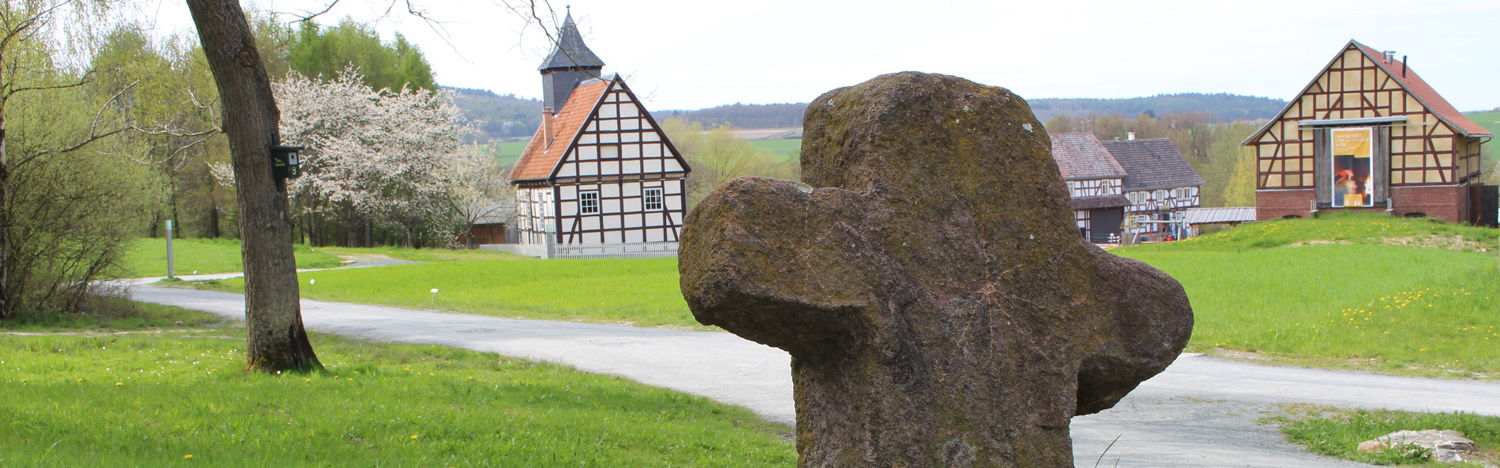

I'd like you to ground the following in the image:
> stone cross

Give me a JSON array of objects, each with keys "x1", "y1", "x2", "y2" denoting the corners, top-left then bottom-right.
[{"x1": 679, "y1": 72, "x2": 1193, "y2": 467}]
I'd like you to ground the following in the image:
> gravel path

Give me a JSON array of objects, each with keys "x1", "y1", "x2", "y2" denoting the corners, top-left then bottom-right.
[{"x1": 129, "y1": 284, "x2": 1500, "y2": 468}]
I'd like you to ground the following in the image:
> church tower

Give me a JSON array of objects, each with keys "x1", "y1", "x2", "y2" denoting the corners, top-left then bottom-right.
[{"x1": 538, "y1": 10, "x2": 605, "y2": 113}]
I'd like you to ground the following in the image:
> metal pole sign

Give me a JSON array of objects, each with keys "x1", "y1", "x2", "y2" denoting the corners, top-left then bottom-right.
[{"x1": 166, "y1": 219, "x2": 175, "y2": 279}]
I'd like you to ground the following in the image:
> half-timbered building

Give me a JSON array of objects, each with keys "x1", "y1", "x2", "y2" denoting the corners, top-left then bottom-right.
[
  {"x1": 1050, "y1": 133, "x2": 1130, "y2": 243},
  {"x1": 1101, "y1": 136, "x2": 1205, "y2": 238},
  {"x1": 1243, "y1": 40, "x2": 1492, "y2": 223},
  {"x1": 508, "y1": 12, "x2": 690, "y2": 249}
]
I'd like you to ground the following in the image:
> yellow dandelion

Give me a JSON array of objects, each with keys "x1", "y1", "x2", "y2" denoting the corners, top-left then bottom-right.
[
  {"x1": 184, "y1": 454, "x2": 193, "y2": 459},
  {"x1": 410, "y1": 435, "x2": 420, "y2": 440},
  {"x1": 115, "y1": 382, "x2": 123, "y2": 386}
]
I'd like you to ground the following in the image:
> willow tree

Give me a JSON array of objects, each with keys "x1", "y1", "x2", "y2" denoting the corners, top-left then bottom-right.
[{"x1": 186, "y1": 0, "x2": 320, "y2": 372}]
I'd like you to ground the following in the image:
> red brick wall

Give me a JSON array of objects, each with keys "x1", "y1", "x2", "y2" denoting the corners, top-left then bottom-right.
[
  {"x1": 1255, "y1": 186, "x2": 1471, "y2": 223},
  {"x1": 1256, "y1": 189, "x2": 1316, "y2": 221},
  {"x1": 1390, "y1": 185, "x2": 1468, "y2": 223}
]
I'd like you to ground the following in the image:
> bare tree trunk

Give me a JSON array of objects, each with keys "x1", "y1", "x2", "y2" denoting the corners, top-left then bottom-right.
[
  {"x1": 187, "y1": 0, "x2": 321, "y2": 373},
  {"x1": 345, "y1": 205, "x2": 357, "y2": 247},
  {"x1": 0, "y1": 123, "x2": 10, "y2": 320}
]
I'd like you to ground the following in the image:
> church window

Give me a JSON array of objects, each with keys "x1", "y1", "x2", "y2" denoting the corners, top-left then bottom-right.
[
  {"x1": 644, "y1": 188, "x2": 663, "y2": 210},
  {"x1": 580, "y1": 191, "x2": 600, "y2": 214}
]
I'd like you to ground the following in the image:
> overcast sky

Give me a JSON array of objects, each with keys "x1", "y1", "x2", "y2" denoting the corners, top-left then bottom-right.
[{"x1": 146, "y1": 0, "x2": 1499, "y2": 112}]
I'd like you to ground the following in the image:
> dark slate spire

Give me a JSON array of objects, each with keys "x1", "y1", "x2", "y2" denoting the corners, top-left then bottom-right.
[
  {"x1": 538, "y1": 10, "x2": 604, "y2": 71},
  {"x1": 538, "y1": 8, "x2": 605, "y2": 112}
]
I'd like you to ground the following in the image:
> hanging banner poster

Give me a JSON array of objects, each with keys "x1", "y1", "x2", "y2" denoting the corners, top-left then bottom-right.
[{"x1": 1331, "y1": 128, "x2": 1374, "y2": 208}]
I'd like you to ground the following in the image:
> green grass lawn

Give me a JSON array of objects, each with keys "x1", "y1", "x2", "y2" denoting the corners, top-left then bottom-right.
[
  {"x1": 121, "y1": 238, "x2": 343, "y2": 278},
  {"x1": 168, "y1": 213, "x2": 1500, "y2": 377},
  {"x1": 1266, "y1": 406, "x2": 1499, "y2": 466},
  {"x1": 312, "y1": 245, "x2": 525, "y2": 262},
  {"x1": 0, "y1": 306, "x2": 794, "y2": 467},
  {"x1": 191, "y1": 257, "x2": 700, "y2": 329},
  {"x1": 1113, "y1": 213, "x2": 1500, "y2": 377},
  {"x1": 749, "y1": 138, "x2": 801, "y2": 162}
]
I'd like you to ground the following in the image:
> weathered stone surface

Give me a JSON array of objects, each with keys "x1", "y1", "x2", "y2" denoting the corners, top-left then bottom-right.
[
  {"x1": 678, "y1": 72, "x2": 1193, "y2": 467},
  {"x1": 1357, "y1": 429, "x2": 1481, "y2": 463}
]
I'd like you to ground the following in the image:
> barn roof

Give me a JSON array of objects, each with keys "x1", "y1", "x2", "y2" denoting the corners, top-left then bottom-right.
[
  {"x1": 1100, "y1": 138, "x2": 1206, "y2": 192},
  {"x1": 538, "y1": 12, "x2": 605, "y2": 71},
  {"x1": 1348, "y1": 41, "x2": 1490, "y2": 138},
  {"x1": 508, "y1": 78, "x2": 612, "y2": 182},
  {"x1": 1071, "y1": 195, "x2": 1131, "y2": 210},
  {"x1": 1049, "y1": 133, "x2": 1127, "y2": 180},
  {"x1": 1243, "y1": 40, "x2": 1490, "y2": 146}
]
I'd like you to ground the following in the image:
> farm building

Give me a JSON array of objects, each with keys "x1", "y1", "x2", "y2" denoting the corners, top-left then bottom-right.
[
  {"x1": 1050, "y1": 133, "x2": 1130, "y2": 243},
  {"x1": 508, "y1": 11, "x2": 691, "y2": 253},
  {"x1": 1243, "y1": 40, "x2": 1493, "y2": 223},
  {"x1": 1101, "y1": 135, "x2": 1205, "y2": 238}
]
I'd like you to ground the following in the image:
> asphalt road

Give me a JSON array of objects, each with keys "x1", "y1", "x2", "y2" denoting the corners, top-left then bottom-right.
[{"x1": 129, "y1": 284, "x2": 1500, "y2": 468}]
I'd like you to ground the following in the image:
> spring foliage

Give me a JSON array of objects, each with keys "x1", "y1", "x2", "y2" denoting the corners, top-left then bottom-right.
[{"x1": 274, "y1": 67, "x2": 472, "y2": 247}]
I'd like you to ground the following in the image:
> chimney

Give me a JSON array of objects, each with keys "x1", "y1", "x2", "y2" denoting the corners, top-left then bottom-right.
[
  {"x1": 1382, "y1": 50, "x2": 1395, "y2": 63},
  {"x1": 1127, "y1": 131, "x2": 1136, "y2": 141},
  {"x1": 542, "y1": 107, "x2": 554, "y2": 143},
  {"x1": 1402, "y1": 55, "x2": 1408, "y2": 77}
]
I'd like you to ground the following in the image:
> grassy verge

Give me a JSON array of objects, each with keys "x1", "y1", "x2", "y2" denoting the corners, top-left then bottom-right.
[
  {"x1": 121, "y1": 238, "x2": 343, "y2": 277},
  {"x1": 188, "y1": 257, "x2": 702, "y2": 329},
  {"x1": 0, "y1": 305, "x2": 793, "y2": 467},
  {"x1": 0, "y1": 299, "x2": 227, "y2": 332},
  {"x1": 311, "y1": 245, "x2": 525, "y2": 262},
  {"x1": 1114, "y1": 213, "x2": 1500, "y2": 378},
  {"x1": 1264, "y1": 406, "x2": 1499, "y2": 466}
]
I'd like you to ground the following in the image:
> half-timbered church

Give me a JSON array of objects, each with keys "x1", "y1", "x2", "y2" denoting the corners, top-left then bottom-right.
[
  {"x1": 1244, "y1": 40, "x2": 1492, "y2": 223},
  {"x1": 508, "y1": 12, "x2": 690, "y2": 249}
]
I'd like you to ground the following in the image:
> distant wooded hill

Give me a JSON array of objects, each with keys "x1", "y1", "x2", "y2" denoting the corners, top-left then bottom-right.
[
  {"x1": 444, "y1": 88, "x2": 1287, "y2": 138},
  {"x1": 657, "y1": 103, "x2": 809, "y2": 129},
  {"x1": 443, "y1": 87, "x2": 542, "y2": 141},
  {"x1": 1027, "y1": 93, "x2": 1287, "y2": 123},
  {"x1": 655, "y1": 94, "x2": 1285, "y2": 128}
]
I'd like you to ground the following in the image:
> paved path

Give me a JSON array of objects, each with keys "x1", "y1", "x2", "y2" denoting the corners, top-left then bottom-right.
[{"x1": 129, "y1": 284, "x2": 1500, "y2": 468}]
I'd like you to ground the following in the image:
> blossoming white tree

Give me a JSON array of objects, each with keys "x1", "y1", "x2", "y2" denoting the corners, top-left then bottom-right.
[{"x1": 273, "y1": 67, "x2": 469, "y2": 247}]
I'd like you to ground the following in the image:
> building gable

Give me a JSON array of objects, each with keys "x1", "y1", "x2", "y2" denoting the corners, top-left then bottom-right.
[
  {"x1": 552, "y1": 77, "x2": 689, "y2": 180},
  {"x1": 1049, "y1": 133, "x2": 1127, "y2": 180},
  {"x1": 1243, "y1": 40, "x2": 1489, "y2": 147}
]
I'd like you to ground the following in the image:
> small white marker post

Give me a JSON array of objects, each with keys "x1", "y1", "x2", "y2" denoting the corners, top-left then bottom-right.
[
  {"x1": 430, "y1": 288, "x2": 439, "y2": 306},
  {"x1": 165, "y1": 219, "x2": 175, "y2": 279}
]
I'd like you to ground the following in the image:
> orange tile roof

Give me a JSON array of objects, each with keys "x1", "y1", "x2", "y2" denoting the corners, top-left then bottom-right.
[
  {"x1": 1350, "y1": 41, "x2": 1490, "y2": 137},
  {"x1": 509, "y1": 79, "x2": 612, "y2": 182}
]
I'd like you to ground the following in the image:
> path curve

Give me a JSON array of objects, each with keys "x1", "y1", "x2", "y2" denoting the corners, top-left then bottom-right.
[{"x1": 129, "y1": 285, "x2": 1500, "y2": 468}]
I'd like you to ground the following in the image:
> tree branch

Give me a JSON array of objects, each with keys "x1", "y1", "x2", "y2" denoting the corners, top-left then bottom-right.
[{"x1": 290, "y1": 1, "x2": 341, "y2": 24}]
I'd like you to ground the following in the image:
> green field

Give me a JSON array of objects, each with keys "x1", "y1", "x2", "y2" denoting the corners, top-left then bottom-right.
[
  {"x1": 121, "y1": 238, "x2": 343, "y2": 278},
  {"x1": 749, "y1": 138, "x2": 802, "y2": 162},
  {"x1": 1113, "y1": 213, "x2": 1500, "y2": 377},
  {"x1": 1465, "y1": 110, "x2": 1500, "y2": 141},
  {"x1": 476, "y1": 140, "x2": 532, "y2": 167},
  {"x1": 192, "y1": 257, "x2": 699, "y2": 329},
  {"x1": 0, "y1": 307, "x2": 793, "y2": 467}
]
